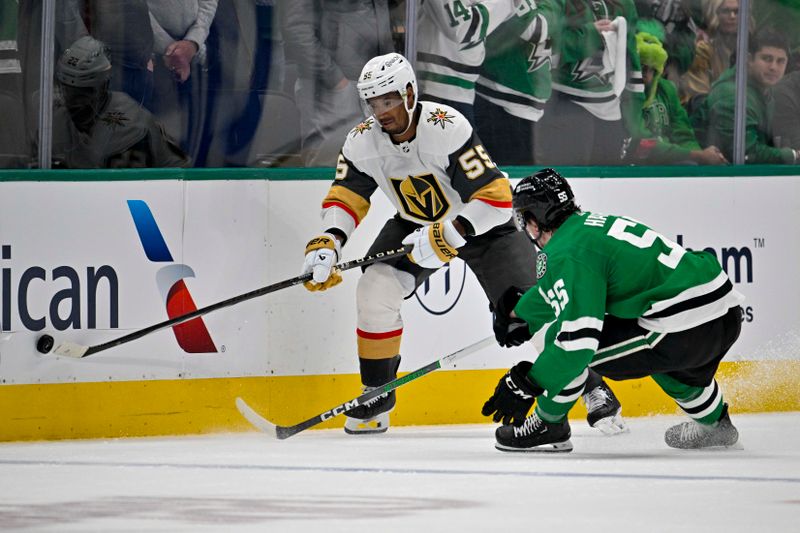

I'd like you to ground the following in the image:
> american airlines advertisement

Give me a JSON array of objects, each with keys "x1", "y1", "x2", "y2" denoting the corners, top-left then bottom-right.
[{"x1": 0, "y1": 176, "x2": 796, "y2": 385}]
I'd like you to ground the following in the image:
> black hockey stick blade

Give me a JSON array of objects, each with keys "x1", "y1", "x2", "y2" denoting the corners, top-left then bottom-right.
[
  {"x1": 236, "y1": 335, "x2": 496, "y2": 440},
  {"x1": 49, "y1": 245, "x2": 412, "y2": 358}
]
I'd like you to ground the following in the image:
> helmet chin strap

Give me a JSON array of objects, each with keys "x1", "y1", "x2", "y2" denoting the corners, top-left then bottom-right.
[
  {"x1": 532, "y1": 229, "x2": 553, "y2": 250},
  {"x1": 523, "y1": 220, "x2": 545, "y2": 250},
  {"x1": 397, "y1": 90, "x2": 417, "y2": 136}
]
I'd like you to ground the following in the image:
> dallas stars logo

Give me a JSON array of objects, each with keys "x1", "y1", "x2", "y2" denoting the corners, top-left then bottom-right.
[
  {"x1": 527, "y1": 38, "x2": 552, "y2": 73},
  {"x1": 571, "y1": 0, "x2": 611, "y2": 83},
  {"x1": 571, "y1": 0, "x2": 612, "y2": 85},
  {"x1": 100, "y1": 111, "x2": 129, "y2": 128},
  {"x1": 523, "y1": 16, "x2": 552, "y2": 73},
  {"x1": 350, "y1": 117, "x2": 374, "y2": 137},
  {"x1": 427, "y1": 108, "x2": 454, "y2": 129},
  {"x1": 570, "y1": 53, "x2": 611, "y2": 84}
]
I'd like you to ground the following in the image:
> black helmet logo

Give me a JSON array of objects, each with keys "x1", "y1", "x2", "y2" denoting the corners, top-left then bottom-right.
[{"x1": 512, "y1": 168, "x2": 578, "y2": 231}]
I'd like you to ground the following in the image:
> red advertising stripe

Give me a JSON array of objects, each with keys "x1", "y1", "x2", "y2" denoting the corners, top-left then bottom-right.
[{"x1": 166, "y1": 280, "x2": 218, "y2": 353}]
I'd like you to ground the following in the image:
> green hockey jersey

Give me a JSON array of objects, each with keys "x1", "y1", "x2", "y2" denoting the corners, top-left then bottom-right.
[
  {"x1": 550, "y1": 0, "x2": 645, "y2": 131},
  {"x1": 476, "y1": 0, "x2": 556, "y2": 121},
  {"x1": 514, "y1": 211, "x2": 744, "y2": 398}
]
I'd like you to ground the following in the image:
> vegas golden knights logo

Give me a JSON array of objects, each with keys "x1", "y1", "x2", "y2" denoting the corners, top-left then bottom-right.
[{"x1": 390, "y1": 173, "x2": 450, "y2": 222}]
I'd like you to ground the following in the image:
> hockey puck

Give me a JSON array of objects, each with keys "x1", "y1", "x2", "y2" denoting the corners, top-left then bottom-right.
[{"x1": 36, "y1": 334, "x2": 54, "y2": 354}]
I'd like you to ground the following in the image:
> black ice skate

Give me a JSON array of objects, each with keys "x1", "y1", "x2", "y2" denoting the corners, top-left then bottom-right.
[
  {"x1": 664, "y1": 403, "x2": 739, "y2": 449},
  {"x1": 582, "y1": 380, "x2": 629, "y2": 435},
  {"x1": 343, "y1": 387, "x2": 395, "y2": 434},
  {"x1": 495, "y1": 412, "x2": 573, "y2": 453}
]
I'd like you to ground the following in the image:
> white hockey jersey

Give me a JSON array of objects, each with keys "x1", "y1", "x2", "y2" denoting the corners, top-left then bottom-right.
[
  {"x1": 416, "y1": 0, "x2": 520, "y2": 104},
  {"x1": 320, "y1": 101, "x2": 512, "y2": 240}
]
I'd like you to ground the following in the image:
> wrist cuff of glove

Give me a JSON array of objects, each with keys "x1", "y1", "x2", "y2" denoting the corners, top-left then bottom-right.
[
  {"x1": 496, "y1": 285, "x2": 525, "y2": 316},
  {"x1": 511, "y1": 361, "x2": 543, "y2": 397},
  {"x1": 428, "y1": 220, "x2": 466, "y2": 263},
  {"x1": 303, "y1": 270, "x2": 342, "y2": 292},
  {"x1": 305, "y1": 232, "x2": 341, "y2": 258}
]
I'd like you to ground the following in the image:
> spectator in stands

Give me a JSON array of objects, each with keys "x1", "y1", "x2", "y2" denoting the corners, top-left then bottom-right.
[
  {"x1": 148, "y1": 0, "x2": 217, "y2": 85},
  {"x1": 772, "y1": 69, "x2": 800, "y2": 150},
  {"x1": 534, "y1": 0, "x2": 647, "y2": 166},
  {"x1": 701, "y1": 29, "x2": 799, "y2": 164},
  {"x1": 17, "y1": 0, "x2": 89, "y2": 134},
  {"x1": 283, "y1": 0, "x2": 395, "y2": 167},
  {"x1": 473, "y1": 0, "x2": 555, "y2": 165},
  {"x1": 20, "y1": 1, "x2": 155, "y2": 108},
  {"x1": 0, "y1": 0, "x2": 22, "y2": 92},
  {"x1": 680, "y1": 0, "x2": 739, "y2": 110},
  {"x1": 416, "y1": 0, "x2": 521, "y2": 125},
  {"x1": 49, "y1": 36, "x2": 189, "y2": 168},
  {"x1": 87, "y1": 1, "x2": 155, "y2": 108},
  {"x1": 751, "y1": 0, "x2": 800, "y2": 72},
  {"x1": 629, "y1": 27, "x2": 727, "y2": 164},
  {"x1": 633, "y1": 0, "x2": 704, "y2": 81},
  {"x1": 146, "y1": 0, "x2": 219, "y2": 161},
  {"x1": 0, "y1": 0, "x2": 28, "y2": 168}
]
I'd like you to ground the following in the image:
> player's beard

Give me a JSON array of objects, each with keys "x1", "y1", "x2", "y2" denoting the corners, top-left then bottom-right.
[
  {"x1": 379, "y1": 115, "x2": 407, "y2": 136},
  {"x1": 382, "y1": 106, "x2": 417, "y2": 139}
]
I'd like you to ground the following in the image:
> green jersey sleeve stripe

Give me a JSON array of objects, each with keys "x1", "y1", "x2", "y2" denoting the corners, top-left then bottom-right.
[
  {"x1": 417, "y1": 71, "x2": 477, "y2": 90},
  {"x1": 475, "y1": 4, "x2": 490, "y2": 41}
]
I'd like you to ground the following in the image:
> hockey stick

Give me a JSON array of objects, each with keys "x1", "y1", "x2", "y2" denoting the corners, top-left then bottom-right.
[
  {"x1": 39, "y1": 245, "x2": 412, "y2": 358},
  {"x1": 235, "y1": 335, "x2": 496, "y2": 439}
]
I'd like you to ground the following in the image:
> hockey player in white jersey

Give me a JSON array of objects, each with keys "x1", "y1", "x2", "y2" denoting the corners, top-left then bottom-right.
[{"x1": 300, "y1": 52, "x2": 627, "y2": 435}]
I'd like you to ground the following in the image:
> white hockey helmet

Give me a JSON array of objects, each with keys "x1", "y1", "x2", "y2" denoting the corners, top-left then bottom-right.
[
  {"x1": 57, "y1": 36, "x2": 112, "y2": 88},
  {"x1": 357, "y1": 52, "x2": 418, "y2": 115}
]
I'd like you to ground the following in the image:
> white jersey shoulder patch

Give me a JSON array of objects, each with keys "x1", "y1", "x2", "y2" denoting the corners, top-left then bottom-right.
[
  {"x1": 342, "y1": 116, "x2": 387, "y2": 163},
  {"x1": 341, "y1": 102, "x2": 473, "y2": 166},
  {"x1": 417, "y1": 101, "x2": 473, "y2": 154}
]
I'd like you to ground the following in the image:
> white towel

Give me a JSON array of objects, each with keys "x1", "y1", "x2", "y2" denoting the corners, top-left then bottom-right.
[{"x1": 599, "y1": 16, "x2": 628, "y2": 97}]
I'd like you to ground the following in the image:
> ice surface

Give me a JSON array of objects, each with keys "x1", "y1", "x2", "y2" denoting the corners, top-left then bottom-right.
[{"x1": 0, "y1": 412, "x2": 798, "y2": 532}]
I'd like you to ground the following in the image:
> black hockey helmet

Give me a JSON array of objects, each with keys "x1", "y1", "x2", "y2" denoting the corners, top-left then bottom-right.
[{"x1": 512, "y1": 168, "x2": 579, "y2": 233}]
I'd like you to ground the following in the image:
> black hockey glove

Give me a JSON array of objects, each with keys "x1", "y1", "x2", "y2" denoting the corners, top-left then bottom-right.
[
  {"x1": 481, "y1": 361, "x2": 543, "y2": 426},
  {"x1": 491, "y1": 286, "x2": 533, "y2": 347}
]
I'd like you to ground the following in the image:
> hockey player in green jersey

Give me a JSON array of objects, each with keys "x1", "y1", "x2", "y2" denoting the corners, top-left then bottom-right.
[
  {"x1": 301, "y1": 53, "x2": 627, "y2": 436},
  {"x1": 483, "y1": 168, "x2": 744, "y2": 452}
]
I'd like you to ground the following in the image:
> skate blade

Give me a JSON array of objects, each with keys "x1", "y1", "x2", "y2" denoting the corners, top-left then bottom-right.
[
  {"x1": 343, "y1": 416, "x2": 389, "y2": 435},
  {"x1": 495, "y1": 439, "x2": 574, "y2": 453},
  {"x1": 667, "y1": 440, "x2": 744, "y2": 451},
  {"x1": 696, "y1": 442, "x2": 744, "y2": 451},
  {"x1": 592, "y1": 413, "x2": 629, "y2": 436}
]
